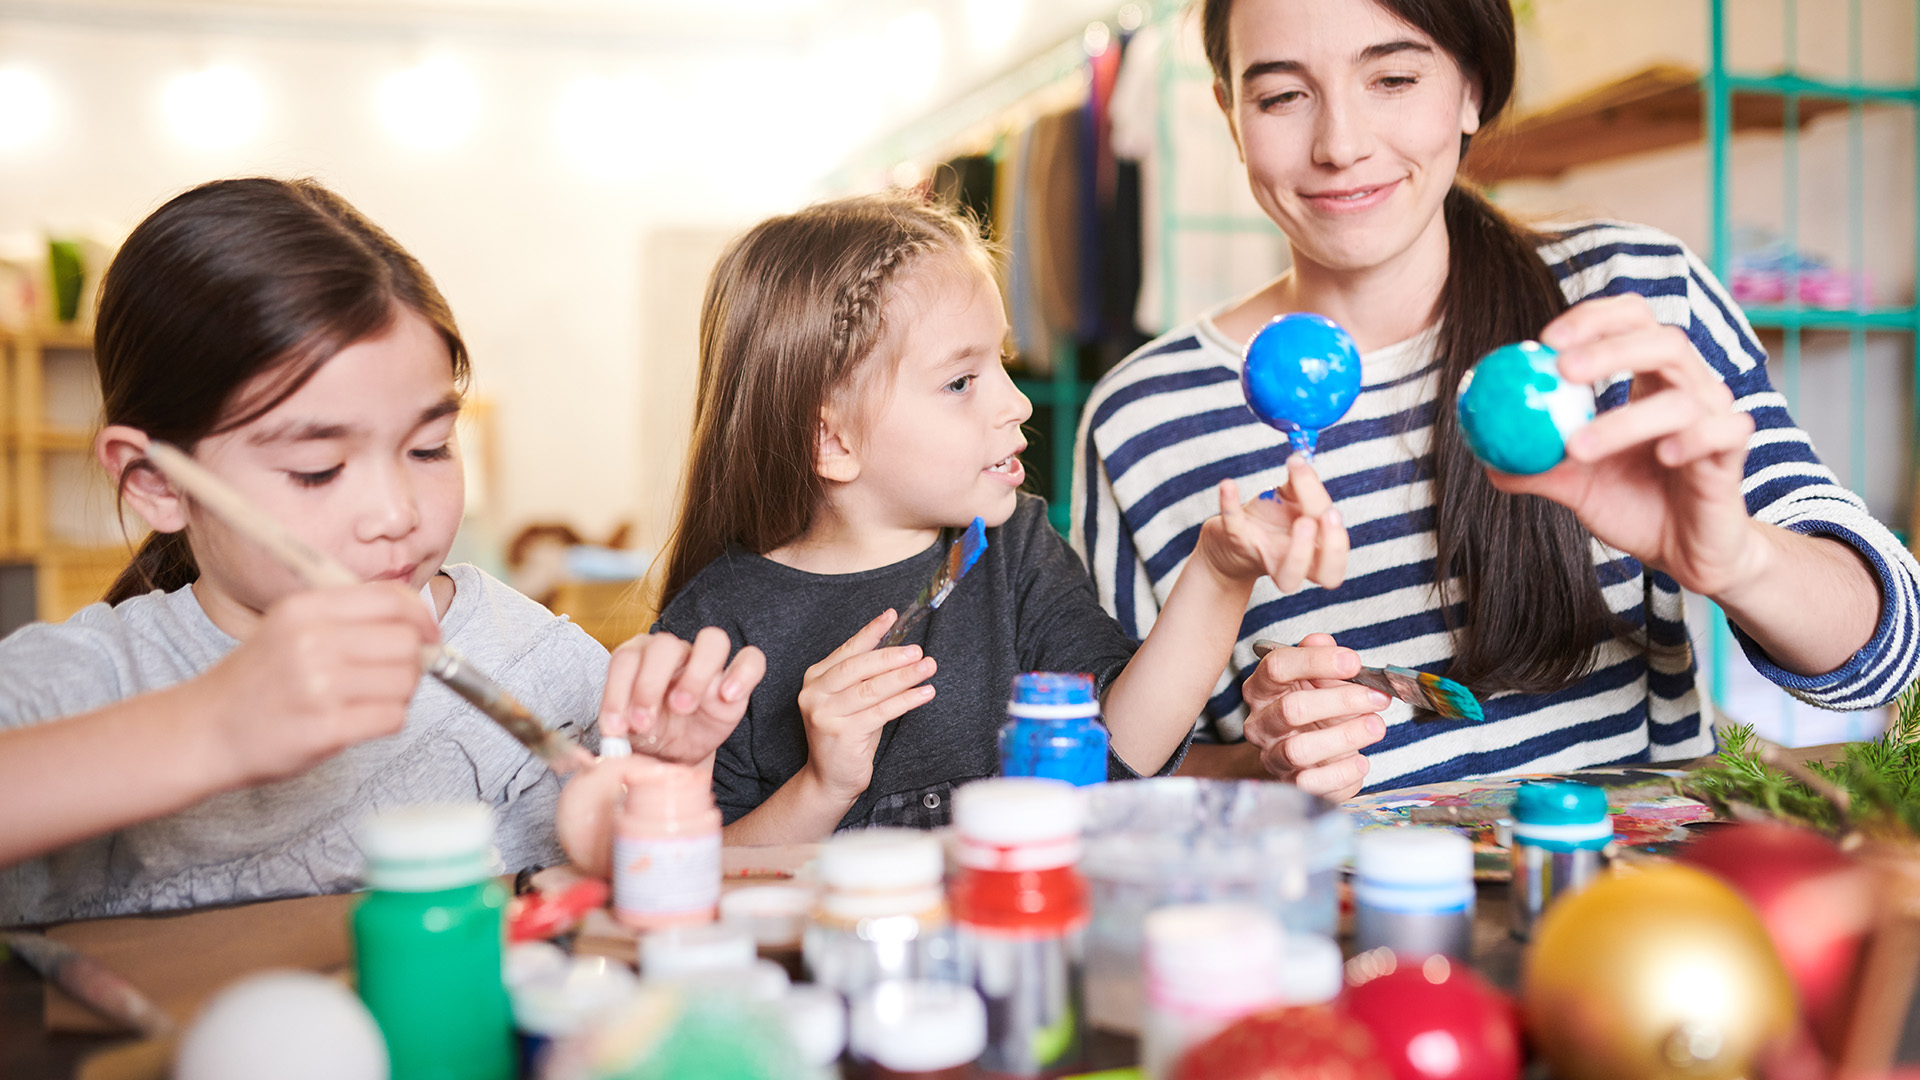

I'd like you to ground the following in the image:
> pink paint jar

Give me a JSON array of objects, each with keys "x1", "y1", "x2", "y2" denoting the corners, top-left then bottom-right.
[{"x1": 611, "y1": 757, "x2": 721, "y2": 931}]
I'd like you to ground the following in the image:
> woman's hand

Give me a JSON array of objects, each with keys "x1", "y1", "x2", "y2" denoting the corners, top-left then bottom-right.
[
  {"x1": 599, "y1": 628, "x2": 765, "y2": 764},
  {"x1": 795, "y1": 609, "x2": 936, "y2": 802},
  {"x1": 1196, "y1": 457, "x2": 1349, "y2": 593},
  {"x1": 1241, "y1": 633, "x2": 1388, "y2": 801},
  {"x1": 194, "y1": 582, "x2": 439, "y2": 785},
  {"x1": 1490, "y1": 294, "x2": 1761, "y2": 597}
]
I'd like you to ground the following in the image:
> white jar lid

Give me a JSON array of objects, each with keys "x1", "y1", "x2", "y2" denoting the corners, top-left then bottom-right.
[
  {"x1": 1353, "y1": 827, "x2": 1473, "y2": 886},
  {"x1": 1278, "y1": 933, "x2": 1344, "y2": 1006},
  {"x1": 818, "y1": 828, "x2": 945, "y2": 891},
  {"x1": 357, "y1": 803, "x2": 497, "y2": 891},
  {"x1": 509, "y1": 955, "x2": 639, "y2": 1037},
  {"x1": 720, "y1": 885, "x2": 814, "y2": 948},
  {"x1": 781, "y1": 985, "x2": 848, "y2": 1068},
  {"x1": 1144, "y1": 904, "x2": 1286, "y2": 1013},
  {"x1": 953, "y1": 778, "x2": 1083, "y2": 846},
  {"x1": 851, "y1": 981, "x2": 987, "y2": 1072},
  {"x1": 638, "y1": 922, "x2": 756, "y2": 979},
  {"x1": 598, "y1": 733, "x2": 632, "y2": 759}
]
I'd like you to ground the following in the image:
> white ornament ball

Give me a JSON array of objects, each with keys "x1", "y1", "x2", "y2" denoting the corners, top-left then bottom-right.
[{"x1": 175, "y1": 969, "x2": 388, "y2": 1080}]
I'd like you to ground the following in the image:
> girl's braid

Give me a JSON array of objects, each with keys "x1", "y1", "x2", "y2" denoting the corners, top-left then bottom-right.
[{"x1": 831, "y1": 230, "x2": 930, "y2": 364}]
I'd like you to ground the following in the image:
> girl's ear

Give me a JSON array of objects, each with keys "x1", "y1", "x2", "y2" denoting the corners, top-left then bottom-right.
[
  {"x1": 815, "y1": 409, "x2": 862, "y2": 484},
  {"x1": 96, "y1": 425, "x2": 189, "y2": 534}
]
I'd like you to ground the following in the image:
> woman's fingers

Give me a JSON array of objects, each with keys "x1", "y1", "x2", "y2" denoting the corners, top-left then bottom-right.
[
  {"x1": 1285, "y1": 456, "x2": 1335, "y2": 518},
  {"x1": 1244, "y1": 637, "x2": 1361, "y2": 700},
  {"x1": 1309, "y1": 507, "x2": 1348, "y2": 589},
  {"x1": 1284, "y1": 750, "x2": 1372, "y2": 801},
  {"x1": 1657, "y1": 408, "x2": 1755, "y2": 468},
  {"x1": 1272, "y1": 514, "x2": 1319, "y2": 593},
  {"x1": 1565, "y1": 386, "x2": 1708, "y2": 463},
  {"x1": 1539, "y1": 293, "x2": 1659, "y2": 353}
]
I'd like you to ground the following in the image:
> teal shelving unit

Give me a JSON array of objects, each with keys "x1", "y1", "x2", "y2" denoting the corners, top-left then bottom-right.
[
  {"x1": 1012, "y1": 343, "x2": 1091, "y2": 535},
  {"x1": 1703, "y1": 0, "x2": 1920, "y2": 736}
]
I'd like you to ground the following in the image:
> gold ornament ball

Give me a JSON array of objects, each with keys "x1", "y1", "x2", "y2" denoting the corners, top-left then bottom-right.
[{"x1": 1522, "y1": 864, "x2": 1796, "y2": 1080}]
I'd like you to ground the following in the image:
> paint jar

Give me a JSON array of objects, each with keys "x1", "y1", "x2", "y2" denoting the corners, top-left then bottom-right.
[
  {"x1": 951, "y1": 777, "x2": 1088, "y2": 1078},
  {"x1": 779, "y1": 984, "x2": 850, "y2": 1073},
  {"x1": 352, "y1": 803, "x2": 515, "y2": 1080},
  {"x1": 804, "y1": 828, "x2": 957, "y2": 998},
  {"x1": 612, "y1": 756, "x2": 721, "y2": 931},
  {"x1": 999, "y1": 672, "x2": 1109, "y2": 787},
  {"x1": 1352, "y1": 827, "x2": 1475, "y2": 961},
  {"x1": 1508, "y1": 781, "x2": 1611, "y2": 941},
  {"x1": 1278, "y1": 932, "x2": 1345, "y2": 1005},
  {"x1": 1138, "y1": 904, "x2": 1288, "y2": 1080},
  {"x1": 505, "y1": 946, "x2": 637, "y2": 1075},
  {"x1": 1079, "y1": 778, "x2": 1351, "y2": 1033},
  {"x1": 850, "y1": 980, "x2": 988, "y2": 1080}
]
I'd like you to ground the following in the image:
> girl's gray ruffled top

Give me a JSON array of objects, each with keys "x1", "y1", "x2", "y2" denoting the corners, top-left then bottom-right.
[{"x1": 0, "y1": 563, "x2": 606, "y2": 926}]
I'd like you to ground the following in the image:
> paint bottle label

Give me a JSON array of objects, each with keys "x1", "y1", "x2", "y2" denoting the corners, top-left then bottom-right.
[{"x1": 613, "y1": 832, "x2": 721, "y2": 917}]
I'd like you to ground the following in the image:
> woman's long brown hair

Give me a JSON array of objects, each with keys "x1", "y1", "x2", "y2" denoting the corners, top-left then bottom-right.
[
  {"x1": 1201, "y1": 0, "x2": 1621, "y2": 692},
  {"x1": 96, "y1": 177, "x2": 469, "y2": 604},
  {"x1": 657, "y1": 192, "x2": 986, "y2": 608}
]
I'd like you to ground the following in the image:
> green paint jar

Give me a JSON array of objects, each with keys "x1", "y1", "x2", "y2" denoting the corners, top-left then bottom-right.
[{"x1": 353, "y1": 803, "x2": 515, "y2": 1080}]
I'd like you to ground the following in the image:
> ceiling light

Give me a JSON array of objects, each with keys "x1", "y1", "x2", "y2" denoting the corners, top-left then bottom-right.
[
  {"x1": 163, "y1": 66, "x2": 264, "y2": 151},
  {"x1": 0, "y1": 67, "x2": 53, "y2": 150},
  {"x1": 378, "y1": 57, "x2": 481, "y2": 151}
]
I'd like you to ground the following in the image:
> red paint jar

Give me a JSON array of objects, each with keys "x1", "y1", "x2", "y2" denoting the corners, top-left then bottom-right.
[{"x1": 951, "y1": 778, "x2": 1088, "y2": 1078}]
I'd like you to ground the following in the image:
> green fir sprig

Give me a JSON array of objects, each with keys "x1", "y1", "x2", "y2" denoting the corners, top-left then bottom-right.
[{"x1": 1687, "y1": 679, "x2": 1920, "y2": 839}]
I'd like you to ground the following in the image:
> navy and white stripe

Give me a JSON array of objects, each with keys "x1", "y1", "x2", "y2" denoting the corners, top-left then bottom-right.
[{"x1": 1071, "y1": 221, "x2": 1920, "y2": 792}]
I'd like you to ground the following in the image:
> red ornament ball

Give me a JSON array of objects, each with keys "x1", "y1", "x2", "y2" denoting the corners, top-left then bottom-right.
[
  {"x1": 1174, "y1": 1004, "x2": 1390, "y2": 1080},
  {"x1": 1344, "y1": 952, "x2": 1521, "y2": 1080},
  {"x1": 1679, "y1": 822, "x2": 1872, "y2": 1055}
]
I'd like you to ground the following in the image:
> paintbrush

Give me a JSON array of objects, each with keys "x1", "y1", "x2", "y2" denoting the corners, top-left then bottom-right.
[
  {"x1": 4, "y1": 931, "x2": 175, "y2": 1036},
  {"x1": 143, "y1": 440, "x2": 596, "y2": 775},
  {"x1": 1252, "y1": 639, "x2": 1484, "y2": 722},
  {"x1": 881, "y1": 516, "x2": 989, "y2": 647}
]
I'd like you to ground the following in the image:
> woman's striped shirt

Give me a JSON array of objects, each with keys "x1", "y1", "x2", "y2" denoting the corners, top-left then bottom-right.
[{"x1": 1071, "y1": 221, "x2": 1920, "y2": 791}]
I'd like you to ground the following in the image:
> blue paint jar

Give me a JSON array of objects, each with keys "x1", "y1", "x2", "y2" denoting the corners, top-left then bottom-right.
[
  {"x1": 1508, "y1": 781, "x2": 1612, "y2": 940},
  {"x1": 999, "y1": 672, "x2": 1109, "y2": 787}
]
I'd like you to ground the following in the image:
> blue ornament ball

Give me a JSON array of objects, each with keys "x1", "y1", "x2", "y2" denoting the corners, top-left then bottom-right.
[
  {"x1": 1241, "y1": 313, "x2": 1363, "y2": 456},
  {"x1": 1456, "y1": 341, "x2": 1597, "y2": 475}
]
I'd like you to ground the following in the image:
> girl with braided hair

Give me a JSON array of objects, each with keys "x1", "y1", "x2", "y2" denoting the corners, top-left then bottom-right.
[{"x1": 650, "y1": 191, "x2": 1345, "y2": 843}]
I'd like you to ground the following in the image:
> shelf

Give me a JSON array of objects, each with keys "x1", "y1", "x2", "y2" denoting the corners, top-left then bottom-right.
[
  {"x1": 1744, "y1": 305, "x2": 1920, "y2": 331},
  {"x1": 0, "y1": 325, "x2": 92, "y2": 349},
  {"x1": 1464, "y1": 64, "x2": 1857, "y2": 185},
  {"x1": 1012, "y1": 374, "x2": 1092, "y2": 409}
]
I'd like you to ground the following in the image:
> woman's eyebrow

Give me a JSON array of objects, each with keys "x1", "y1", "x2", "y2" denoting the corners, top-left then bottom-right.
[{"x1": 1240, "y1": 40, "x2": 1433, "y2": 85}]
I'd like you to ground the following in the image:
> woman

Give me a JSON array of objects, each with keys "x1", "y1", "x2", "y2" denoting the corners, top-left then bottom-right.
[{"x1": 1072, "y1": 0, "x2": 1918, "y2": 800}]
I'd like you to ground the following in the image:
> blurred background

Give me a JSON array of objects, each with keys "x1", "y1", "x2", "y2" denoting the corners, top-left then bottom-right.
[{"x1": 0, "y1": 0, "x2": 1913, "y2": 746}]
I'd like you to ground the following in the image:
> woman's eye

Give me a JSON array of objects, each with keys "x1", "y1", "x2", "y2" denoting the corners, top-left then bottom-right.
[
  {"x1": 1377, "y1": 75, "x2": 1418, "y2": 90},
  {"x1": 288, "y1": 465, "x2": 343, "y2": 488},
  {"x1": 946, "y1": 374, "x2": 976, "y2": 393},
  {"x1": 411, "y1": 444, "x2": 453, "y2": 462}
]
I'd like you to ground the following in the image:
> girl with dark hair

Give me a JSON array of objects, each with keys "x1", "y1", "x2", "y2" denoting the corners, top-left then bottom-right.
[
  {"x1": 649, "y1": 190, "x2": 1338, "y2": 844},
  {"x1": 1075, "y1": 0, "x2": 1920, "y2": 799},
  {"x1": 0, "y1": 178, "x2": 759, "y2": 923}
]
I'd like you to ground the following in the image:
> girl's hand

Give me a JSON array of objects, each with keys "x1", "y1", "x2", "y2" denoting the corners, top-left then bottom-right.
[
  {"x1": 1196, "y1": 458, "x2": 1349, "y2": 592},
  {"x1": 1490, "y1": 294, "x2": 1762, "y2": 598},
  {"x1": 197, "y1": 582, "x2": 439, "y2": 785},
  {"x1": 796, "y1": 609, "x2": 936, "y2": 802},
  {"x1": 599, "y1": 628, "x2": 765, "y2": 764},
  {"x1": 1240, "y1": 633, "x2": 1389, "y2": 801}
]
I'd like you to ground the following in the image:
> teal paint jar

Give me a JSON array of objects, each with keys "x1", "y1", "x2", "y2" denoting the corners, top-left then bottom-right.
[
  {"x1": 1508, "y1": 781, "x2": 1612, "y2": 941},
  {"x1": 1456, "y1": 341, "x2": 1596, "y2": 475},
  {"x1": 353, "y1": 803, "x2": 515, "y2": 1080}
]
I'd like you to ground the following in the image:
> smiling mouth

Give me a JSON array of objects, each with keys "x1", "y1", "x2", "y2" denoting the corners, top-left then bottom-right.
[
  {"x1": 987, "y1": 451, "x2": 1022, "y2": 474},
  {"x1": 1306, "y1": 181, "x2": 1396, "y2": 202}
]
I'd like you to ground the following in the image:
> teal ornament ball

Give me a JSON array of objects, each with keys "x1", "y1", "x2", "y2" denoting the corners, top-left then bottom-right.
[{"x1": 1455, "y1": 341, "x2": 1596, "y2": 476}]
